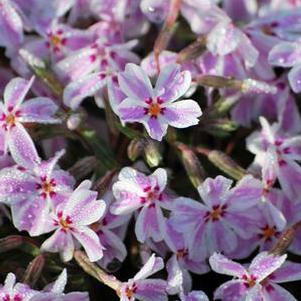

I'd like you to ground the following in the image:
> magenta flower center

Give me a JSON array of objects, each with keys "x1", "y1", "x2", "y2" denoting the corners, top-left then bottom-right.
[
  {"x1": 144, "y1": 97, "x2": 165, "y2": 118},
  {"x1": 46, "y1": 30, "x2": 67, "y2": 52},
  {"x1": 204, "y1": 204, "x2": 227, "y2": 222},
  {"x1": 140, "y1": 185, "x2": 162, "y2": 205},
  {"x1": 55, "y1": 211, "x2": 72, "y2": 231},
  {"x1": 0, "y1": 108, "x2": 21, "y2": 130},
  {"x1": 242, "y1": 274, "x2": 257, "y2": 288},
  {"x1": 36, "y1": 176, "x2": 57, "y2": 199}
]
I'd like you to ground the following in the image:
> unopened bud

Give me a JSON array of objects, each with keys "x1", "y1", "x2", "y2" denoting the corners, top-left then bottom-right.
[
  {"x1": 0, "y1": 235, "x2": 23, "y2": 252},
  {"x1": 176, "y1": 142, "x2": 205, "y2": 188},
  {"x1": 203, "y1": 118, "x2": 237, "y2": 137},
  {"x1": 176, "y1": 35, "x2": 206, "y2": 63},
  {"x1": 127, "y1": 138, "x2": 144, "y2": 161},
  {"x1": 207, "y1": 150, "x2": 247, "y2": 180},
  {"x1": 144, "y1": 139, "x2": 162, "y2": 167},
  {"x1": 23, "y1": 254, "x2": 45, "y2": 286},
  {"x1": 67, "y1": 113, "x2": 82, "y2": 130}
]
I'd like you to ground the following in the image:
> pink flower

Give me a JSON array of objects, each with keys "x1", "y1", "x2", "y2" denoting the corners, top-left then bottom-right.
[
  {"x1": 55, "y1": 38, "x2": 140, "y2": 110},
  {"x1": 165, "y1": 220, "x2": 209, "y2": 295},
  {"x1": 169, "y1": 175, "x2": 262, "y2": 261},
  {"x1": 0, "y1": 149, "x2": 74, "y2": 236},
  {"x1": 247, "y1": 116, "x2": 301, "y2": 200},
  {"x1": 41, "y1": 180, "x2": 106, "y2": 262},
  {"x1": 0, "y1": 76, "x2": 60, "y2": 167},
  {"x1": 116, "y1": 63, "x2": 202, "y2": 141},
  {"x1": 111, "y1": 167, "x2": 173, "y2": 243},
  {"x1": 209, "y1": 251, "x2": 301, "y2": 301},
  {"x1": 120, "y1": 254, "x2": 167, "y2": 301}
]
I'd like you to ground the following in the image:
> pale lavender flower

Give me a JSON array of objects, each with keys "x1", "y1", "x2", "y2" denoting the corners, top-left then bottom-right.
[
  {"x1": 209, "y1": 251, "x2": 301, "y2": 301},
  {"x1": 247, "y1": 116, "x2": 301, "y2": 200},
  {"x1": 0, "y1": 76, "x2": 60, "y2": 167},
  {"x1": 0, "y1": 150, "x2": 74, "y2": 236},
  {"x1": 22, "y1": 21, "x2": 93, "y2": 63},
  {"x1": 0, "y1": 273, "x2": 39, "y2": 301},
  {"x1": 165, "y1": 220, "x2": 209, "y2": 295},
  {"x1": 111, "y1": 167, "x2": 173, "y2": 243},
  {"x1": 41, "y1": 180, "x2": 106, "y2": 262},
  {"x1": 169, "y1": 175, "x2": 262, "y2": 261},
  {"x1": 116, "y1": 63, "x2": 202, "y2": 141},
  {"x1": 119, "y1": 254, "x2": 167, "y2": 301},
  {"x1": 55, "y1": 38, "x2": 140, "y2": 110}
]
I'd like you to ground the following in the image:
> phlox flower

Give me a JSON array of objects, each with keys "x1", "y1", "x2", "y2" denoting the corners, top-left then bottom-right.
[
  {"x1": 169, "y1": 175, "x2": 262, "y2": 261},
  {"x1": 0, "y1": 76, "x2": 60, "y2": 167},
  {"x1": 116, "y1": 63, "x2": 202, "y2": 141},
  {"x1": 41, "y1": 180, "x2": 106, "y2": 262},
  {"x1": 120, "y1": 254, "x2": 167, "y2": 301},
  {"x1": 209, "y1": 251, "x2": 301, "y2": 301},
  {"x1": 111, "y1": 166, "x2": 176, "y2": 243},
  {"x1": 247, "y1": 116, "x2": 301, "y2": 200},
  {"x1": 165, "y1": 220, "x2": 209, "y2": 295},
  {"x1": 0, "y1": 149, "x2": 74, "y2": 236}
]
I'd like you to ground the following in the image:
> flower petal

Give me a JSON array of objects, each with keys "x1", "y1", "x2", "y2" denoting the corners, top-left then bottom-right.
[
  {"x1": 145, "y1": 116, "x2": 168, "y2": 141},
  {"x1": 249, "y1": 252, "x2": 287, "y2": 282},
  {"x1": 19, "y1": 97, "x2": 60, "y2": 124},
  {"x1": 118, "y1": 63, "x2": 154, "y2": 101},
  {"x1": 209, "y1": 252, "x2": 247, "y2": 277},
  {"x1": 63, "y1": 73, "x2": 106, "y2": 110},
  {"x1": 41, "y1": 229, "x2": 75, "y2": 262},
  {"x1": 134, "y1": 254, "x2": 164, "y2": 281},
  {"x1": 288, "y1": 64, "x2": 301, "y2": 93},
  {"x1": 268, "y1": 42, "x2": 300, "y2": 67},
  {"x1": 271, "y1": 261, "x2": 301, "y2": 283},
  {"x1": 154, "y1": 64, "x2": 191, "y2": 102},
  {"x1": 135, "y1": 279, "x2": 168, "y2": 301},
  {"x1": 72, "y1": 226, "x2": 104, "y2": 262},
  {"x1": 4, "y1": 77, "x2": 34, "y2": 109},
  {"x1": 8, "y1": 123, "x2": 40, "y2": 168},
  {"x1": 164, "y1": 100, "x2": 202, "y2": 128},
  {"x1": 264, "y1": 283, "x2": 297, "y2": 301}
]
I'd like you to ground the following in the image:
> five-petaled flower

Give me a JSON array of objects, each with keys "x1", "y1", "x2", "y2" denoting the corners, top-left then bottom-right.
[
  {"x1": 119, "y1": 254, "x2": 168, "y2": 301},
  {"x1": 116, "y1": 63, "x2": 202, "y2": 141},
  {"x1": 111, "y1": 167, "x2": 173, "y2": 243},
  {"x1": 209, "y1": 251, "x2": 301, "y2": 301},
  {"x1": 41, "y1": 180, "x2": 106, "y2": 262},
  {"x1": 0, "y1": 76, "x2": 60, "y2": 167}
]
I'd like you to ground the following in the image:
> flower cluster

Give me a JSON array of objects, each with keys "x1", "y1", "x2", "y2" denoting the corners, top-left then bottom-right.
[{"x1": 1, "y1": 0, "x2": 301, "y2": 301}]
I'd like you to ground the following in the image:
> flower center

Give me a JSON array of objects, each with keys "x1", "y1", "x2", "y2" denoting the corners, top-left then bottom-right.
[
  {"x1": 125, "y1": 283, "x2": 137, "y2": 299},
  {"x1": 55, "y1": 211, "x2": 72, "y2": 231},
  {"x1": 144, "y1": 97, "x2": 165, "y2": 118},
  {"x1": 242, "y1": 274, "x2": 257, "y2": 288},
  {"x1": 50, "y1": 35, "x2": 61, "y2": 46},
  {"x1": 204, "y1": 205, "x2": 227, "y2": 222},
  {"x1": 0, "y1": 109, "x2": 21, "y2": 130},
  {"x1": 176, "y1": 248, "x2": 188, "y2": 259},
  {"x1": 259, "y1": 225, "x2": 279, "y2": 241},
  {"x1": 36, "y1": 176, "x2": 56, "y2": 199},
  {"x1": 140, "y1": 185, "x2": 162, "y2": 205}
]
